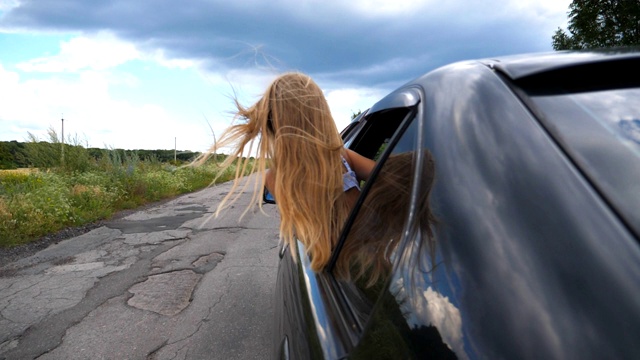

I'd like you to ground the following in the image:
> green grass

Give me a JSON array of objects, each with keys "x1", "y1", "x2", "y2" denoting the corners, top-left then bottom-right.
[{"x1": 0, "y1": 157, "x2": 243, "y2": 248}]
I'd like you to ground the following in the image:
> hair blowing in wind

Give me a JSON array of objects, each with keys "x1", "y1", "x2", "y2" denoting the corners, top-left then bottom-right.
[{"x1": 195, "y1": 73, "x2": 352, "y2": 271}]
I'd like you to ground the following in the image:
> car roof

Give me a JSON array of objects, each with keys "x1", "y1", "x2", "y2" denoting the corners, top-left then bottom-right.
[
  {"x1": 366, "y1": 48, "x2": 640, "y2": 119},
  {"x1": 479, "y1": 48, "x2": 640, "y2": 81}
]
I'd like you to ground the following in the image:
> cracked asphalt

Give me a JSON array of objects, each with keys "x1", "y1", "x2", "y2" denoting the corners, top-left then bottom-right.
[{"x1": 0, "y1": 176, "x2": 280, "y2": 360}]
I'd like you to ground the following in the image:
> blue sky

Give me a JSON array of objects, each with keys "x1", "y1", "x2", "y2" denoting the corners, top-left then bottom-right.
[{"x1": 0, "y1": 0, "x2": 571, "y2": 152}]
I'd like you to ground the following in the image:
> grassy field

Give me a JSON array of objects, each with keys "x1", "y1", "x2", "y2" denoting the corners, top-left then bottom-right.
[
  {"x1": 0, "y1": 168, "x2": 37, "y2": 174},
  {"x1": 0, "y1": 160, "x2": 241, "y2": 248}
]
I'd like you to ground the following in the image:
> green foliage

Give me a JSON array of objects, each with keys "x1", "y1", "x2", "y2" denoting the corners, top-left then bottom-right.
[
  {"x1": 0, "y1": 160, "x2": 230, "y2": 247},
  {"x1": 0, "y1": 149, "x2": 240, "y2": 248},
  {"x1": 1, "y1": 141, "x2": 28, "y2": 169},
  {"x1": 17, "y1": 127, "x2": 95, "y2": 173},
  {"x1": 0, "y1": 172, "x2": 74, "y2": 244},
  {"x1": 22, "y1": 129, "x2": 61, "y2": 169},
  {"x1": 0, "y1": 139, "x2": 201, "y2": 170},
  {"x1": 60, "y1": 134, "x2": 94, "y2": 173},
  {"x1": 0, "y1": 129, "x2": 245, "y2": 247},
  {"x1": 553, "y1": 0, "x2": 640, "y2": 50}
]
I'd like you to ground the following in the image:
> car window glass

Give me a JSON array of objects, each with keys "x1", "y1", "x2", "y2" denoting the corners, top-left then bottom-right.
[
  {"x1": 528, "y1": 88, "x2": 640, "y2": 237},
  {"x1": 333, "y1": 115, "x2": 422, "y2": 322},
  {"x1": 340, "y1": 121, "x2": 456, "y2": 358}
]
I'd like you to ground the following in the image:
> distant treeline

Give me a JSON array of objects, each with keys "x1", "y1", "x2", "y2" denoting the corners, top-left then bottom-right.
[{"x1": 0, "y1": 140, "x2": 203, "y2": 169}]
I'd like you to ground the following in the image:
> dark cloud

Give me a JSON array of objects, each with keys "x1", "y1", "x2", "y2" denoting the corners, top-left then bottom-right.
[{"x1": 1, "y1": 0, "x2": 563, "y2": 87}]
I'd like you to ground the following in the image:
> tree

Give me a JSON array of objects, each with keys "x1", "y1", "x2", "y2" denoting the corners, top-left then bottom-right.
[
  {"x1": 552, "y1": 0, "x2": 640, "y2": 50},
  {"x1": 0, "y1": 142, "x2": 17, "y2": 169}
]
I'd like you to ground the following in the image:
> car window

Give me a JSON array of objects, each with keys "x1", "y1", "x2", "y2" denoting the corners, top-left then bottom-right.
[
  {"x1": 348, "y1": 108, "x2": 412, "y2": 160},
  {"x1": 334, "y1": 111, "x2": 455, "y2": 358},
  {"x1": 332, "y1": 112, "x2": 424, "y2": 328},
  {"x1": 526, "y1": 88, "x2": 640, "y2": 238}
]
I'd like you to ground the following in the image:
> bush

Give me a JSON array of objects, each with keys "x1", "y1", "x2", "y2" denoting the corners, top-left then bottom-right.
[
  {"x1": 0, "y1": 172, "x2": 74, "y2": 245},
  {"x1": 0, "y1": 133, "x2": 250, "y2": 248},
  {"x1": 0, "y1": 158, "x2": 228, "y2": 247}
]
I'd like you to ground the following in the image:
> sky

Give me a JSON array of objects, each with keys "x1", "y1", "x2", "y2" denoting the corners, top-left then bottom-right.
[{"x1": 0, "y1": 0, "x2": 572, "y2": 152}]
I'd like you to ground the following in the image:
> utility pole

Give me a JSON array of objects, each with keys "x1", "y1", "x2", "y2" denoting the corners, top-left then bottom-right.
[{"x1": 61, "y1": 115, "x2": 65, "y2": 165}]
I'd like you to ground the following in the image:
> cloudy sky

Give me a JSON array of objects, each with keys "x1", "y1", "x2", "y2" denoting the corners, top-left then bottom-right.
[{"x1": 0, "y1": 0, "x2": 571, "y2": 152}]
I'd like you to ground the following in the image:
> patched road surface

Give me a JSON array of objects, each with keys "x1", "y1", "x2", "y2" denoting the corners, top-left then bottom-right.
[{"x1": 0, "y1": 177, "x2": 280, "y2": 360}]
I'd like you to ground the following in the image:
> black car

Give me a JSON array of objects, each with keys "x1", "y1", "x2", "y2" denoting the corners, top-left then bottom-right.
[{"x1": 272, "y1": 50, "x2": 640, "y2": 359}]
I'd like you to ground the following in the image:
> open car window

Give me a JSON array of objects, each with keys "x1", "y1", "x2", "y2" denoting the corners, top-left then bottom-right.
[
  {"x1": 330, "y1": 106, "x2": 423, "y2": 331},
  {"x1": 347, "y1": 108, "x2": 412, "y2": 160}
]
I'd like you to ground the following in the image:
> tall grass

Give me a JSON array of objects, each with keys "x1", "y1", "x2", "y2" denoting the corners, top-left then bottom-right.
[{"x1": 0, "y1": 134, "x2": 243, "y2": 248}]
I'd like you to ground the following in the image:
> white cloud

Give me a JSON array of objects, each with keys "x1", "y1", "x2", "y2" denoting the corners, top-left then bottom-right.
[
  {"x1": 147, "y1": 48, "x2": 200, "y2": 70},
  {"x1": 390, "y1": 275, "x2": 469, "y2": 359},
  {"x1": 187, "y1": 69, "x2": 384, "y2": 147},
  {"x1": 0, "y1": 0, "x2": 18, "y2": 12},
  {"x1": 325, "y1": 87, "x2": 387, "y2": 130},
  {"x1": 505, "y1": 0, "x2": 571, "y2": 28},
  {"x1": 205, "y1": 68, "x2": 277, "y2": 100},
  {"x1": 509, "y1": 0, "x2": 571, "y2": 15},
  {"x1": 421, "y1": 287, "x2": 466, "y2": 358},
  {"x1": 16, "y1": 32, "x2": 140, "y2": 73},
  {"x1": 0, "y1": 62, "x2": 18, "y2": 85},
  {"x1": 0, "y1": 61, "x2": 212, "y2": 151},
  {"x1": 350, "y1": 0, "x2": 432, "y2": 16},
  {"x1": 13, "y1": 31, "x2": 204, "y2": 74},
  {"x1": 0, "y1": 31, "x2": 228, "y2": 151}
]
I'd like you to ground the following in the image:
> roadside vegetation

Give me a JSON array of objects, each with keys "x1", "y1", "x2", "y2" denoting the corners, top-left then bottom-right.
[{"x1": 0, "y1": 129, "x2": 243, "y2": 248}]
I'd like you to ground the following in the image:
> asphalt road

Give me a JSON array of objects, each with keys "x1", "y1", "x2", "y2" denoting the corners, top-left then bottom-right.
[{"x1": 0, "y1": 176, "x2": 281, "y2": 360}]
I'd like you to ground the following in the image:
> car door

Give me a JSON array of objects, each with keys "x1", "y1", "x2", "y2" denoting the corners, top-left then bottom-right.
[{"x1": 274, "y1": 88, "x2": 426, "y2": 359}]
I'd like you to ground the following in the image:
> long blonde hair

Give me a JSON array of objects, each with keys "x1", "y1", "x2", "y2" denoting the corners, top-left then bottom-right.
[{"x1": 196, "y1": 72, "x2": 351, "y2": 271}]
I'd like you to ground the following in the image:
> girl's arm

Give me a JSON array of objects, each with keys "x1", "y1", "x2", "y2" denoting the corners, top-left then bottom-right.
[
  {"x1": 265, "y1": 169, "x2": 275, "y2": 194},
  {"x1": 345, "y1": 149, "x2": 376, "y2": 182}
]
